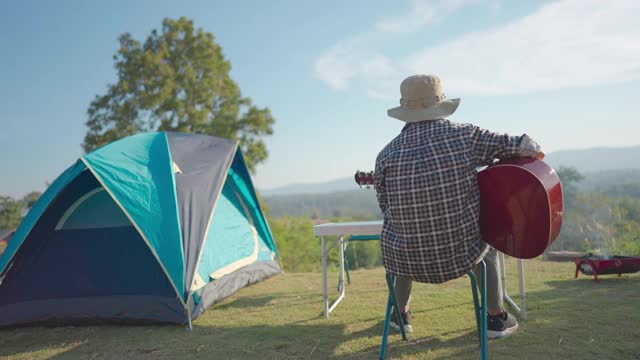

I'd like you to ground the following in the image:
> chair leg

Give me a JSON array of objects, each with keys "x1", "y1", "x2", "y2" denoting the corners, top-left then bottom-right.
[
  {"x1": 468, "y1": 271, "x2": 482, "y2": 344},
  {"x1": 344, "y1": 242, "x2": 351, "y2": 285},
  {"x1": 379, "y1": 285, "x2": 394, "y2": 360},
  {"x1": 468, "y1": 261, "x2": 488, "y2": 360},
  {"x1": 386, "y1": 274, "x2": 408, "y2": 341},
  {"x1": 380, "y1": 274, "x2": 408, "y2": 360},
  {"x1": 479, "y1": 260, "x2": 488, "y2": 360}
]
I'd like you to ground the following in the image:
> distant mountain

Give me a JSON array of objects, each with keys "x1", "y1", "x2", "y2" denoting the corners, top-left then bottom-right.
[
  {"x1": 264, "y1": 190, "x2": 380, "y2": 219},
  {"x1": 544, "y1": 145, "x2": 640, "y2": 173},
  {"x1": 260, "y1": 177, "x2": 356, "y2": 197},
  {"x1": 579, "y1": 169, "x2": 640, "y2": 195},
  {"x1": 259, "y1": 146, "x2": 640, "y2": 197},
  {"x1": 263, "y1": 170, "x2": 640, "y2": 220}
]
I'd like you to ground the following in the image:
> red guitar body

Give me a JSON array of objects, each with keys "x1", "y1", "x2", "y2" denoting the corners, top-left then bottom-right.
[
  {"x1": 477, "y1": 158, "x2": 563, "y2": 259},
  {"x1": 355, "y1": 157, "x2": 563, "y2": 259}
]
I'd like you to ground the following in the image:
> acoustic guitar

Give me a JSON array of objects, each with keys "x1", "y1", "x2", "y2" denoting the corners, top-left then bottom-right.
[{"x1": 354, "y1": 157, "x2": 563, "y2": 259}]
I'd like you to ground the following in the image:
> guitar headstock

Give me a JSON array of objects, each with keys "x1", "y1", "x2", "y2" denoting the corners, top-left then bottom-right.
[{"x1": 354, "y1": 170, "x2": 375, "y2": 189}]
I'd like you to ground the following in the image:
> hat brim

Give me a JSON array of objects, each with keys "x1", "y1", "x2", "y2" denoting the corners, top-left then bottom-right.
[{"x1": 387, "y1": 98, "x2": 460, "y2": 123}]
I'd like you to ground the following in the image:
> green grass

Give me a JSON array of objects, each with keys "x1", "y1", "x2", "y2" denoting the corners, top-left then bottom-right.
[{"x1": 1, "y1": 258, "x2": 639, "y2": 359}]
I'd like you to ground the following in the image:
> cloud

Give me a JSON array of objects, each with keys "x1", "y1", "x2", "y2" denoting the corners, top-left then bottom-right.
[
  {"x1": 405, "y1": 0, "x2": 640, "y2": 95},
  {"x1": 314, "y1": 0, "x2": 640, "y2": 98},
  {"x1": 376, "y1": 0, "x2": 483, "y2": 33},
  {"x1": 314, "y1": 0, "x2": 470, "y2": 92},
  {"x1": 375, "y1": 0, "x2": 437, "y2": 34},
  {"x1": 313, "y1": 35, "x2": 394, "y2": 91}
]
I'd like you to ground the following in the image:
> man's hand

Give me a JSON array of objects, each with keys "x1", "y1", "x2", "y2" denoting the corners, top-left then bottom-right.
[{"x1": 534, "y1": 151, "x2": 545, "y2": 160}]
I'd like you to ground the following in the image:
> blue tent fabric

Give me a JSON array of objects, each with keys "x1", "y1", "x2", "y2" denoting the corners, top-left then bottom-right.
[
  {"x1": 0, "y1": 132, "x2": 280, "y2": 327},
  {"x1": 0, "y1": 170, "x2": 186, "y2": 325},
  {"x1": 56, "y1": 189, "x2": 130, "y2": 229},
  {"x1": 197, "y1": 176, "x2": 269, "y2": 283},
  {"x1": 82, "y1": 132, "x2": 186, "y2": 301},
  {"x1": 228, "y1": 150, "x2": 278, "y2": 256},
  {"x1": 0, "y1": 161, "x2": 85, "y2": 274}
]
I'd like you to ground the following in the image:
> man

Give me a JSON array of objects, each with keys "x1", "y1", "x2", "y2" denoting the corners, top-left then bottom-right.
[{"x1": 374, "y1": 74, "x2": 543, "y2": 339}]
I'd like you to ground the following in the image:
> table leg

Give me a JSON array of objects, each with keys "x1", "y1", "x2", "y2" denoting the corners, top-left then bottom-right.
[
  {"x1": 328, "y1": 236, "x2": 346, "y2": 314},
  {"x1": 322, "y1": 236, "x2": 328, "y2": 318},
  {"x1": 518, "y1": 258, "x2": 527, "y2": 320},
  {"x1": 500, "y1": 252, "x2": 526, "y2": 319},
  {"x1": 338, "y1": 236, "x2": 345, "y2": 292}
]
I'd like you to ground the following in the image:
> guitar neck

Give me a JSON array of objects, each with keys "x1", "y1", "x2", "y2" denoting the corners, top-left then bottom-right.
[{"x1": 354, "y1": 170, "x2": 375, "y2": 187}]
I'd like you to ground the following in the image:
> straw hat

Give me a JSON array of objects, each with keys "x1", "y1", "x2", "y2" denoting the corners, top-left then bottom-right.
[{"x1": 387, "y1": 74, "x2": 460, "y2": 122}]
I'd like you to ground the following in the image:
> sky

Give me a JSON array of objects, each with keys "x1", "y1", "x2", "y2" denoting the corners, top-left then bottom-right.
[{"x1": 1, "y1": 0, "x2": 639, "y2": 198}]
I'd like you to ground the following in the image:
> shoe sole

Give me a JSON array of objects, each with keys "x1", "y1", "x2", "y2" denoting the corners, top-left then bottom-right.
[
  {"x1": 389, "y1": 323, "x2": 413, "y2": 333},
  {"x1": 487, "y1": 322, "x2": 518, "y2": 339}
]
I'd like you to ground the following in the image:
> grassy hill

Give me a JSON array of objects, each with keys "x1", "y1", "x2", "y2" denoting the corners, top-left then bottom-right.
[{"x1": 1, "y1": 259, "x2": 639, "y2": 359}]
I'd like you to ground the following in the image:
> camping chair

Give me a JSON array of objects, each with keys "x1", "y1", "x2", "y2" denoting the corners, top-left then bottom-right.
[{"x1": 379, "y1": 260, "x2": 488, "y2": 360}]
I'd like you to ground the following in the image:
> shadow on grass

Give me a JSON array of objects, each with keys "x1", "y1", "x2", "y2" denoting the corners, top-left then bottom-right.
[
  {"x1": 540, "y1": 272, "x2": 640, "y2": 310},
  {"x1": 339, "y1": 325, "x2": 481, "y2": 360},
  {"x1": 352, "y1": 301, "x2": 472, "y2": 324},
  {"x1": 220, "y1": 292, "x2": 323, "y2": 310},
  {"x1": 345, "y1": 273, "x2": 640, "y2": 360},
  {"x1": 484, "y1": 273, "x2": 640, "y2": 360},
  {"x1": 0, "y1": 317, "x2": 481, "y2": 360},
  {"x1": 2, "y1": 274, "x2": 638, "y2": 360},
  {"x1": 0, "y1": 323, "x2": 362, "y2": 360},
  {"x1": 215, "y1": 295, "x2": 275, "y2": 309},
  {"x1": 366, "y1": 274, "x2": 640, "y2": 360}
]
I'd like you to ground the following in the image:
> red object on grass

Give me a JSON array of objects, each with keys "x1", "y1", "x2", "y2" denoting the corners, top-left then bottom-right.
[{"x1": 574, "y1": 254, "x2": 640, "y2": 282}]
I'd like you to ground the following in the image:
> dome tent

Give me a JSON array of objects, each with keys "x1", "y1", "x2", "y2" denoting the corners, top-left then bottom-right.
[{"x1": 0, "y1": 132, "x2": 280, "y2": 327}]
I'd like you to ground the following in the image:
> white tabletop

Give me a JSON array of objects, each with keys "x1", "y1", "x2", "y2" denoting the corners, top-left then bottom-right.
[{"x1": 313, "y1": 220, "x2": 383, "y2": 236}]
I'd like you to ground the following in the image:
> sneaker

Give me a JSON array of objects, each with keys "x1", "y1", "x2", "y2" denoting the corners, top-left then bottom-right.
[
  {"x1": 487, "y1": 311, "x2": 518, "y2": 339},
  {"x1": 389, "y1": 309, "x2": 413, "y2": 333}
]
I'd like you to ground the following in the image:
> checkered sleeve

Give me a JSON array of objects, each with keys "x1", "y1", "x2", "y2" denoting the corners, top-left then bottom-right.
[
  {"x1": 374, "y1": 153, "x2": 387, "y2": 214},
  {"x1": 470, "y1": 126, "x2": 542, "y2": 166}
]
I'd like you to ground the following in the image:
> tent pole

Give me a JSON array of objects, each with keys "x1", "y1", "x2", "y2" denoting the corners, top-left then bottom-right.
[
  {"x1": 185, "y1": 299, "x2": 193, "y2": 332},
  {"x1": 187, "y1": 308, "x2": 193, "y2": 332}
]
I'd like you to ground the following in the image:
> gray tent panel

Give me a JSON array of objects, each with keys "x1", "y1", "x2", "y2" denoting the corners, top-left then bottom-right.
[
  {"x1": 165, "y1": 132, "x2": 238, "y2": 296},
  {"x1": 189, "y1": 260, "x2": 281, "y2": 320}
]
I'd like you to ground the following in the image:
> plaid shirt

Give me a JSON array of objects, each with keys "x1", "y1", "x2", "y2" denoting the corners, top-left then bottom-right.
[{"x1": 375, "y1": 119, "x2": 541, "y2": 283}]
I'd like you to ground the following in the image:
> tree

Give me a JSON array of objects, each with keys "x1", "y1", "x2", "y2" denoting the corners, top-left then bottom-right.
[
  {"x1": 268, "y1": 216, "x2": 339, "y2": 272},
  {"x1": 22, "y1": 191, "x2": 41, "y2": 209},
  {"x1": 83, "y1": 17, "x2": 274, "y2": 172},
  {"x1": 557, "y1": 166, "x2": 584, "y2": 208},
  {"x1": 0, "y1": 197, "x2": 23, "y2": 230},
  {"x1": 0, "y1": 192, "x2": 42, "y2": 229},
  {"x1": 557, "y1": 166, "x2": 584, "y2": 188}
]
